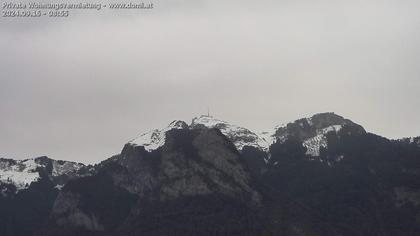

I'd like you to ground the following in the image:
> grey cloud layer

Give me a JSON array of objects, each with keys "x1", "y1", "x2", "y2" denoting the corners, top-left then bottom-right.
[{"x1": 1, "y1": 0, "x2": 420, "y2": 163}]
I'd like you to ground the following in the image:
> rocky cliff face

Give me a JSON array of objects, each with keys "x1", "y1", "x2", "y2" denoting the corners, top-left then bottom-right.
[
  {"x1": 121, "y1": 127, "x2": 260, "y2": 202},
  {"x1": 44, "y1": 127, "x2": 262, "y2": 236}
]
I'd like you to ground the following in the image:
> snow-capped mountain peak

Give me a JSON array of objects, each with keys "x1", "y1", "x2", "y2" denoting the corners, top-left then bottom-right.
[
  {"x1": 0, "y1": 157, "x2": 86, "y2": 193},
  {"x1": 0, "y1": 158, "x2": 40, "y2": 191},
  {"x1": 273, "y1": 112, "x2": 365, "y2": 157},
  {"x1": 190, "y1": 115, "x2": 271, "y2": 151},
  {"x1": 129, "y1": 115, "x2": 272, "y2": 152},
  {"x1": 129, "y1": 120, "x2": 188, "y2": 151},
  {"x1": 127, "y1": 113, "x2": 366, "y2": 158}
]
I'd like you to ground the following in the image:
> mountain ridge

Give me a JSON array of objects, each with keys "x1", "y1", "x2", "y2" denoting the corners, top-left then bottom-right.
[
  {"x1": 0, "y1": 156, "x2": 92, "y2": 195},
  {"x1": 1, "y1": 112, "x2": 420, "y2": 236},
  {"x1": 2, "y1": 112, "x2": 418, "y2": 192}
]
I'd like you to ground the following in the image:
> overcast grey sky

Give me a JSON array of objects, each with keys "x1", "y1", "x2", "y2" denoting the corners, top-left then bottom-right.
[{"x1": 1, "y1": 0, "x2": 420, "y2": 163}]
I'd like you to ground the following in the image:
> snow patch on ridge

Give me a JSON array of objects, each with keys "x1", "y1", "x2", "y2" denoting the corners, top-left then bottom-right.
[
  {"x1": 0, "y1": 159, "x2": 41, "y2": 191},
  {"x1": 191, "y1": 115, "x2": 271, "y2": 151},
  {"x1": 0, "y1": 157, "x2": 88, "y2": 193},
  {"x1": 129, "y1": 120, "x2": 187, "y2": 151},
  {"x1": 130, "y1": 116, "x2": 273, "y2": 152},
  {"x1": 52, "y1": 160, "x2": 84, "y2": 177},
  {"x1": 259, "y1": 131, "x2": 276, "y2": 150},
  {"x1": 303, "y1": 125, "x2": 342, "y2": 156}
]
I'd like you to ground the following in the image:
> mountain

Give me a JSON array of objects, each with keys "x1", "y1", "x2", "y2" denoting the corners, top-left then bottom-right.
[
  {"x1": 43, "y1": 127, "x2": 262, "y2": 236},
  {"x1": 272, "y1": 113, "x2": 364, "y2": 155},
  {"x1": 264, "y1": 114, "x2": 420, "y2": 235},
  {"x1": 1, "y1": 112, "x2": 420, "y2": 236},
  {"x1": 129, "y1": 115, "x2": 271, "y2": 152},
  {"x1": 128, "y1": 120, "x2": 189, "y2": 151},
  {"x1": 127, "y1": 113, "x2": 365, "y2": 160},
  {"x1": 0, "y1": 156, "x2": 91, "y2": 194},
  {"x1": 0, "y1": 156, "x2": 91, "y2": 236},
  {"x1": 190, "y1": 115, "x2": 271, "y2": 151}
]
